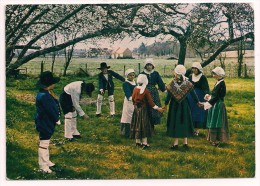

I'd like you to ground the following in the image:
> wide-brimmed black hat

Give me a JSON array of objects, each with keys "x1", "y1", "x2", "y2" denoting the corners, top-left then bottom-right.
[
  {"x1": 84, "y1": 82, "x2": 95, "y2": 97},
  {"x1": 97, "y1": 62, "x2": 110, "y2": 70},
  {"x1": 36, "y1": 71, "x2": 60, "y2": 89}
]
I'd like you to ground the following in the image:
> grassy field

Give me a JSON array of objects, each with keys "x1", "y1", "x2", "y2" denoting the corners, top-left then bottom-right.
[{"x1": 5, "y1": 73, "x2": 255, "y2": 180}]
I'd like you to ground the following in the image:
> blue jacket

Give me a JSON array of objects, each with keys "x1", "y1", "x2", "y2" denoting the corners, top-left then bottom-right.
[
  {"x1": 35, "y1": 90, "x2": 60, "y2": 138},
  {"x1": 141, "y1": 71, "x2": 166, "y2": 92},
  {"x1": 98, "y1": 70, "x2": 125, "y2": 92}
]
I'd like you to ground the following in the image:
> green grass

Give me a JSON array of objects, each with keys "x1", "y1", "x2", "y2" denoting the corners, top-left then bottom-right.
[{"x1": 6, "y1": 75, "x2": 255, "y2": 180}]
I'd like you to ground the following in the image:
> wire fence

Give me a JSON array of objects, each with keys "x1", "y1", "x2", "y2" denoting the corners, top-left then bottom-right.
[{"x1": 18, "y1": 57, "x2": 255, "y2": 78}]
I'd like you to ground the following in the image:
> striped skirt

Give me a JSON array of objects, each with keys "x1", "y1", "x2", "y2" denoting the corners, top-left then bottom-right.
[
  {"x1": 130, "y1": 106, "x2": 153, "y2": 139},
  {"x1": 207, "y1": 100, "x2": 229, "y2": 142}
]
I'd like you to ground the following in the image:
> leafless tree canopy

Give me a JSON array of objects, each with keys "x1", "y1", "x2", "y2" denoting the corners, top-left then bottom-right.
[{"x1": 5, "y1": 3, "x2": 254, "y2": 75}]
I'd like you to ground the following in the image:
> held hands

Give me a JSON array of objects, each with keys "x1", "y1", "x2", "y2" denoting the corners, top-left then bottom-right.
[
  {"x1": 100, "y1": 89, "x2": 104, "y2": 95},
  {"x1": 204, "y1": 94, "x2": 211, "y2": 101},
  {"x1": 157, "y1": 107, "x2": 165, "y2": 113},
  {"x1": 197, "y1": 102, "x2": 204, "y2": 108},
  {"x1": 162, "y1": 105, "x2": 168, "y2": 112},
  {"x1": 56, "y1": 119, "x2": 61, "y2": 125}
]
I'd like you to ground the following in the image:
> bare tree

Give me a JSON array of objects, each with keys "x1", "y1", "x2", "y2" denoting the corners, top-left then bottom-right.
[
  {"x1": 190, "y1": 3, "x2": 254, "y2": 68},
  {"x1": 218, "y1": 52, "x2": 226, "y2": 70},
  {"x1": 5, "y1": 3, "x2": 254, "y2": 76},
  {"x1": 131, "y1": 3, "x2": 254, "y2": 67},
  {"x1": 237, "y1": 39, "x2": 245, "y2": 78},
  {"x1": 5, "y1": 4, "x2": 143, "y2": 75}
]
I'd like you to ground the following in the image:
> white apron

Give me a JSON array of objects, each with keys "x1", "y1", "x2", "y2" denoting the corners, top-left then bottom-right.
[{"x1": 120, "y1": 97, "x2": 134, "y2": 123}]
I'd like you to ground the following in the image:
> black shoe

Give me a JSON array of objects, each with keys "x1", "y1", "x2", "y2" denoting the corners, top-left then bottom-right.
[
  {"x1": 170, "y1": 145, "x2": 178, "y2": 150},
  {"x1": 66, "y1": 138, "x2": 74, "y2": 142},
  {"x1": 212, "y1": 142, "x2": 220, "y2": 147},
  {"x1": 183, "y1": 144, "x2": 189, "y2": 150},
  {"x1": 49, "y1": 165, "x2": 57, "y2": 171},
  {"x1": 73, "y1": 135, "x2": 81, "y2": 139},
  {"x1": 136, "y1": 143, "x2": 142, "y2": 147},
  {"x1": 194, "y1": 132, "x2": 199, "y2": 136},
  {"x1": 110, "y1": 114, "x2": 115, "y2": 118},
  {"x1": 49, "y1": 165, "x2": 62, "y2": 172},
  {"x1": 142, "y1": 144, "x2": 150, "y2": 149},
  {"x1": 96, "y1": 114, "x2": 101, "y2": 117}
]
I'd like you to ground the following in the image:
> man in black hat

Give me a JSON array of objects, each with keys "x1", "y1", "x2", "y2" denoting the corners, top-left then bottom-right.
[
  {"x1": 35, "y1": 71, "x2": 60, "y2": 173},
  {"x1": 59, "y1": 81, "x2": 95, "y2": 141},
  {"x1": 96, "y1": 62, "x2": 125, "y2": 117}
]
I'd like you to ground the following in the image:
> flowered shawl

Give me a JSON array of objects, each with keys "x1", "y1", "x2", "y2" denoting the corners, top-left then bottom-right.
[{"x1": 166, "y1": 80, "x2": 194, "y2": 103}]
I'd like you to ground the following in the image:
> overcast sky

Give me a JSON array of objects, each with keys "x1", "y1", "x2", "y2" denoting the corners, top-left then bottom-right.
[{"x1": 76, "y1": 34, "x2": 175, "y2": 51}]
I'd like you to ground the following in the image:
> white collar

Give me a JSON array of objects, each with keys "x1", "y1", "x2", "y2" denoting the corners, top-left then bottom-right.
[
  {"x1": 191, "y1": 73, "x2": 202, "y2": 82},
  {"x1": 215, "y1": 78, "x2": 224, "y2": 87},
  {"x1": 144, "y1": 69, "x2": 154, "y2": 75},
  {"x1": 125, "y1": 79, "x2": 136, "y2": 85}
]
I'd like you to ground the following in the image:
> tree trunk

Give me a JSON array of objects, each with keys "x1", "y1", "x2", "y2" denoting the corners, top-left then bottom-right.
[
  {"x1": 237, "y1": 40, "x2": 244, "y2": 78},
  {"x1": 51, "y1": 54, "x2": 56, "y2": 73},
  {"x1": 63, "y1": 64, "x2": 68, "y2": 76},
  {"x1": 177, "y1": 40, "x2": 187, "y2": 65}
]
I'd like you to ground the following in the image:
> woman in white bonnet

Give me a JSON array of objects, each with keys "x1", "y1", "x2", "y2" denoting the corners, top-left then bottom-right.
[
  {"x1": 164, "y1": 65, "x2": 201, "y2": 150},
  {"x1": 130, "y1": 74, "x2": 164, "y2": 149},
  {"x1": 141, "y1": 58, "x2": 166, "y2": 132},
  {"x1": 187, "y1": 62, "x2": 210, "y2": 136},
  {"x1": 120, "y1": 69, "x2": 136, "y2": 138},
  {"x1": 203, "y1": 67, "x2": 229, "y2": 147}
]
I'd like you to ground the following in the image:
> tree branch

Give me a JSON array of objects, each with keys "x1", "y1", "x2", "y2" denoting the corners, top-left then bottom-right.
[
  {"x1": 6, "y1": 5, "x2": 38, "y2": 43},
  {"x1": 17, "y1": 5, "x2": 88, "y2": 61},
  {"x1": 201, "y1": 32, "x2": 254, "y2": 67},
  {"x1": 6, "y1": 26, "x2": 125, "y2": 74}
]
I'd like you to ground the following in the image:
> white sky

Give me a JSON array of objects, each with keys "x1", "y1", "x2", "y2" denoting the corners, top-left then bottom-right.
[
  {"x1": 76, "y1": 34, "x2": 175, "y2": 50},
  {"x1": 0, "y1": 1, "x2": 259, "y2": 186}
]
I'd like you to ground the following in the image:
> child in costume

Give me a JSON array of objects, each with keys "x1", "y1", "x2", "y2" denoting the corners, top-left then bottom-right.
[
  {"x1": 187, "y1": 62, "x2": 210, "y2": 136},
  {"x1": 96, "y1": 62, "x2": 125, "y2": 117},
  {"x1": 164, "y1": 65, "x2": 201, "y2": 150},
  {"x1": 203, "y1": 67, "x2": 229, "y2": 147},
  {"x1": 59, "y1": 81, "x2": 94, "y2": 141},
  {"x1": 130, "y1": 74, "x2": 164, "y2": 149},
  {"x1": 35, "y1": 71, "x2": 60, "y2": 173},
  {"x1": 120, "y1": 69, "x2": 136, "y2": 138},
  {"x1": 141, "y1": 58, "x2": 166, "y2": 131}
]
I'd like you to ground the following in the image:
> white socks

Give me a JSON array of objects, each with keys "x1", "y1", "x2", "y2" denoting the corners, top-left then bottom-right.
[
  {"x1": 64, "y1": 111, "x2": 80, "y2": 139},
  {"x1": 38, "y1": 140, "x2": 54, "y2": 173},
  {"x1": 96, "y1": 94, "x2": 115, "y2": 115}
]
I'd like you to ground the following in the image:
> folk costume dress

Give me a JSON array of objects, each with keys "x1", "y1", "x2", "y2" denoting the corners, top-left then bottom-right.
[
  {"x1": 130, "y1": 87, "x2": 158, "y2": 140},
  {"x1": 120, "y1": 79, "x2": 136, "y2": 138},
  {"x1": 206, "y1": 78, "x2": 229, "y2": 143},
  {"x1": 165, "y1": 79, "x2": 199, "y2": 138},
  {"x1": 141, "y1": 69, "x2": 166, "y2": 126},
  {"x1": 187, "y1": 73, "x2": 210, "y2": 129}
]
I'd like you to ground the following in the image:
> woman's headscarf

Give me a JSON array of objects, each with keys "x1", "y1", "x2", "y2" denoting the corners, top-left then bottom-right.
[
  {"x1": 144, "y1": 58, "x2": 155, "y2": 68},
  {"x1": 136, "y1": 74, "x2": 148, "y2": 94},
  {"x1": 125, "y1": 68, "x2": 135, "y2": 77},
  {"x1": 192, "y1": 62, "x2": 203, "y2": 73},
  {"x1": 212, "y1": 67, "x2": 225, "y2": 77}
]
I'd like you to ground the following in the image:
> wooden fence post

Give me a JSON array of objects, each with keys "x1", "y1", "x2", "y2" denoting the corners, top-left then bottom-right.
[
  {"x1": 40, "y1": 61, "x2": 45, "y2": 74},
  {"x1": 123, "y1": 65, "x2": 126, "y2": 76},
  {"x1": 138, "y1": 63, "x2": 141, "y2": 74},
  {"x1": 244, "y1": 64, "x2": 248, "y2": 78}
]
